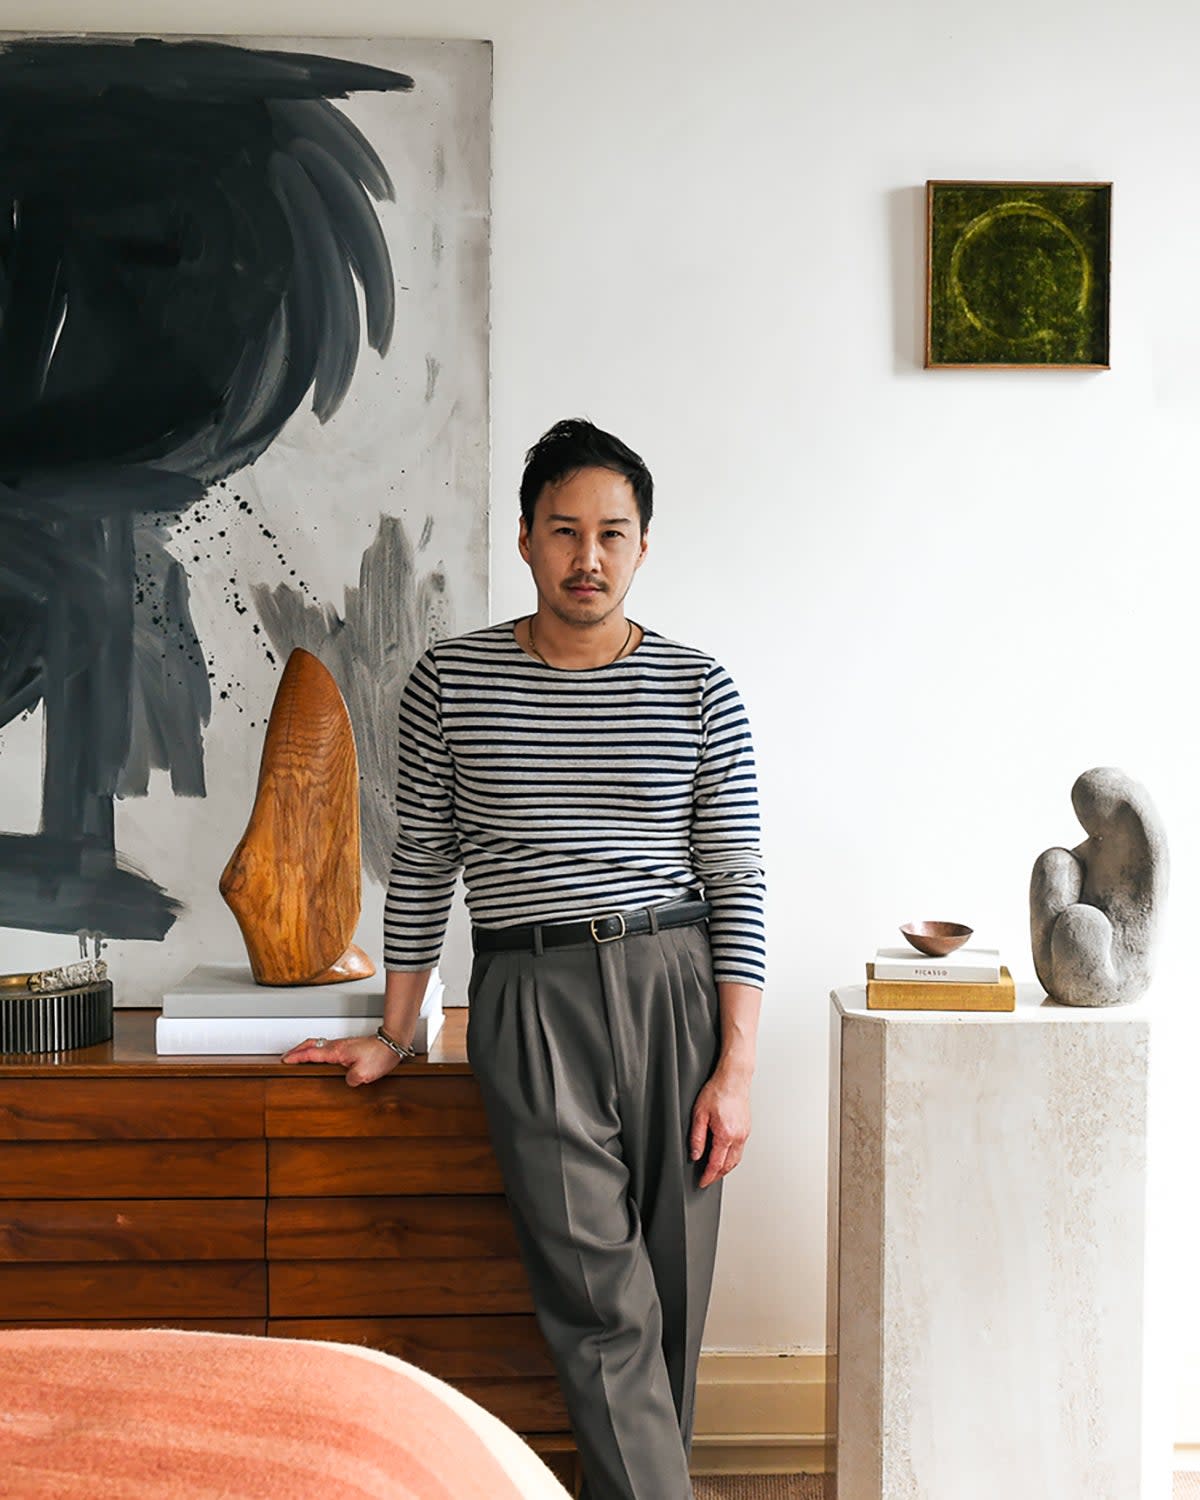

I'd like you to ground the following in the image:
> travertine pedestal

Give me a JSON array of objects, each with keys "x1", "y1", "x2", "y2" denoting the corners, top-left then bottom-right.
[{"x1": 827, "y1": 984, "x2": 1160, "y2": 1500}]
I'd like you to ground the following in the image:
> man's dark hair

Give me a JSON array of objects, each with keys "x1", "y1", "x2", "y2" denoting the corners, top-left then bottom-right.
[{"x1": 519, "y1": 418, "x2": 654, "y2": 533}]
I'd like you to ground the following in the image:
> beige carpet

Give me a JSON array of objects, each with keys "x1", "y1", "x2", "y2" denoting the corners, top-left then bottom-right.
[
  {"x1": 693, "y1": 1481, "x2": 826, "y2": 1498},
  {"x1": 691, "y1": 1477, "x2": 1198, "y2": 1498}
]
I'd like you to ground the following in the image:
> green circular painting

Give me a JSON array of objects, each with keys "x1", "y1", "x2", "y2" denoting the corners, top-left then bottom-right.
[{"x1": 927, "y1": 182, "x2": 1110, "y2": 367}]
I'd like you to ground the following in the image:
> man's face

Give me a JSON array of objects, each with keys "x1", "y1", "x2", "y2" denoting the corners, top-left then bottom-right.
[{"x1": 519, "y1": 466, "x2": 648, "y2": 627}]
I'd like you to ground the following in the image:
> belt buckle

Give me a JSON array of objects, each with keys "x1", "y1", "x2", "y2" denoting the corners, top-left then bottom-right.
[{"x1": 589, "y1": 912, "x2": 627, "y2": 944}]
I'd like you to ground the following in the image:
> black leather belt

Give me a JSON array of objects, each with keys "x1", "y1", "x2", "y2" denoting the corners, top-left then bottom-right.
[{"x1": 472, "y1": 897, "x2": 710, "y2": 954}]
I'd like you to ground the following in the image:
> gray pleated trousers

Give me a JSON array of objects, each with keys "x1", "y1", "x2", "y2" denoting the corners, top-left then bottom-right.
[{"x1": 466, "y1": 921, "x2": 723, "y2": 1500}]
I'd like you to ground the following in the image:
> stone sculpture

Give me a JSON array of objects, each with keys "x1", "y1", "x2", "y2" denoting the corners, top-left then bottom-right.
[
  {"x1": 220, "y1": 648, "x2": 375, "y2": 986},
  {"x1": 1030, "y1": 767, "x2": 1167, "y2": 1007}
]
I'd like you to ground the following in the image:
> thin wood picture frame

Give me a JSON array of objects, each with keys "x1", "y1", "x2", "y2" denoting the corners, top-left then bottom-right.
[{"x1": 925, "y1": 180, "x2": 1112, "y2": 370}]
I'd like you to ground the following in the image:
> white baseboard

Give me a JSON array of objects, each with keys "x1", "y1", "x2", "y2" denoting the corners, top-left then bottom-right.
[
  {"x1": 1178, "y1": 1350, "x2": 1200, "y2": 1463},
  {"x1": 692, "y1": 1352, "x2": 829, "y2": 1475}
]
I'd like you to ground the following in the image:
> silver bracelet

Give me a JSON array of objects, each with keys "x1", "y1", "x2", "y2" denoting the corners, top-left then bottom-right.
[{"x1": 375, "y1": 1024, "x2": 416, "y2": 1061}]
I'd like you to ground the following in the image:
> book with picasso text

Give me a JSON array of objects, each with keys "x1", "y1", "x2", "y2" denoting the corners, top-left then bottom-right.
[{"x1": 871, "y1": 946, "x2": 1001, "y2": 984}]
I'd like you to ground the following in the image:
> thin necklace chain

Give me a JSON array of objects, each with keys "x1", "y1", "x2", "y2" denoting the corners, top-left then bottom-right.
[{"x1": 527, "y1": 614, "x2": 634, "y2": 668}]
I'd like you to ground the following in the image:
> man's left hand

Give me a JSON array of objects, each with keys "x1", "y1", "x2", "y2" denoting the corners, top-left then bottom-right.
[{"x1": 689, "y1": 1065, "x2": 752, "y2": 1189}]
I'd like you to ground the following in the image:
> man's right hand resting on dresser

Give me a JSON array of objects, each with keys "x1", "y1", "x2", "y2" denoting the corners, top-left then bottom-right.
[{"x1": 281, "y1": 969, "x2": 430, "y2": 1086}]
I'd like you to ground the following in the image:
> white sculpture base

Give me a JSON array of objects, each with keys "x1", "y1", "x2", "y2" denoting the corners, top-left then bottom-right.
[{"x1": 828, "y1": 983, "x2": 1164, "y2": 1499}]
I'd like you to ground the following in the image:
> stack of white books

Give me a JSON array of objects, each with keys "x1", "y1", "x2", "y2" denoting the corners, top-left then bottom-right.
[{"x1": 156, "y1": 963, "x2": 444, "y2": 1056}]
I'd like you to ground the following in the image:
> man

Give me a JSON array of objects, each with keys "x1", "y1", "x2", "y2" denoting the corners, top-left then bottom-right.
[{"x1": 284, "y1": 418, "x2": 765, "y2": 1500}]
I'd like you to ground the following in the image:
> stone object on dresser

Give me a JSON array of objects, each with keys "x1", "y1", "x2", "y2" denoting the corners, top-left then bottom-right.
[
  {"x1": 1030, "y1": 766, "x2": 1168, "y2": 1007},
  {"x1": 220, "y1": 648, "x2": 375, "y2": 986},
  {"x1": 0, "y1": 958, "x2": 108, "y2": 993}
]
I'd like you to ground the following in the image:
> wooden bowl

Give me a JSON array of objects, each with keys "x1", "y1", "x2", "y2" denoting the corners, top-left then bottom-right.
[{"x1": 900, "y1": 921, "x2": 973, "y2": 957}]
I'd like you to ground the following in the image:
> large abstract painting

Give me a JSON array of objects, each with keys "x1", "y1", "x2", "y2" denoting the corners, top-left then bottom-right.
[{"x1": 0, "y1": 35, "x2": 490, "y2": 1003}]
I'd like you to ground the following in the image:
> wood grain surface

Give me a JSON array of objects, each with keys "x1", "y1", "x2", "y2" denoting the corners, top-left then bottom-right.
[
  {"x1": 267, "y1": 1195, "x2": 518, "y2": 1259},
  {"x1": 265, "y1": 1076, "x2": 490, "y2": 1138},
  {"x1": 0, "y1": 1140, "x2": 266, "y2": 1198},
  {"x1": 269, "y1": 1138, "x2": 504, "y2": 1196},
  {"x1": 455, "y1": 1377, "x2": 571, "y2": 1432},
  {"x1": 0, "y1": 1079, "x2": 263, "y2": 1138},
  {"x1": 0, "y1": 1261, "x2": 266, "y2": 1318},
  {"x1": 269, "y1": 1257, "x2": 534, "y2": 1317},
  {"x1": 219, "y1": 648, "x2": 372, "y2": 986},
  {"x1": 266, "y1": 1315, "x2": 556, "y2": 1378},
  {"x1": 0, "y1": 1318, "x2": 266, "y2": 1334},
  {"x1": 0, "y1": 1200, "x2": 264, "y2": 1262}
]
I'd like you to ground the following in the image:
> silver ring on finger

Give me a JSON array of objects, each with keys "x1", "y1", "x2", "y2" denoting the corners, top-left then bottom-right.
[{"x1": 315, "y1": 1037, "x2": 327, "y2": 1048}]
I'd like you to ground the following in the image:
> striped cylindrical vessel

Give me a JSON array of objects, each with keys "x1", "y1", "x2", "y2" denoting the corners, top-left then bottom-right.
[{"x1": 0, "y1": 982, "x2": 113, "y2": 1054}]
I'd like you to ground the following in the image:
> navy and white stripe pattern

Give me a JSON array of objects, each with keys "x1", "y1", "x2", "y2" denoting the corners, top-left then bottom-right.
[{"x1": 384, "y1": 622, "x2": 766, "y2": 987}]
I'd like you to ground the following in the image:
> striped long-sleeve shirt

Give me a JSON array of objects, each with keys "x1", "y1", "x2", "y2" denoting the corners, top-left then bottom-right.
[{"x1": 383, "y1": 622, "x2": 766, "y2": 987}]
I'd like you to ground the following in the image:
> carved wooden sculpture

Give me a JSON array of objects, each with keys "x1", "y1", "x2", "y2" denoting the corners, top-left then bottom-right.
[
  {"x1": 220, "y1": 648, "x2": 375, "y2": 985},
  {"x1": 1030, "y1": 767, "x2": 1167, "y2": 1007}
]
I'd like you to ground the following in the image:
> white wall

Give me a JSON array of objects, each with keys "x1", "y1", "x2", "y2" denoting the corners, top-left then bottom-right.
[{"x1": 17, "y1": 0, "x2": 1200, "y2": 1393}]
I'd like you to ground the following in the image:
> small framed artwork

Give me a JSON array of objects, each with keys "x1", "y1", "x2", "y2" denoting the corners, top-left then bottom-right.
[{"x1": 926, "y1": 180, "x2": 1111, "y2": 369}]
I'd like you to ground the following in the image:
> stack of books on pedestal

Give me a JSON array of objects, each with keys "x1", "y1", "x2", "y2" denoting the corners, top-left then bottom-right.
[
  {"x1": 156, "y1": 964, "x2": 445, "y2": 1055},
  {"x1": 866, "y1": 947, "x2": 1014, "y2": 1011}
]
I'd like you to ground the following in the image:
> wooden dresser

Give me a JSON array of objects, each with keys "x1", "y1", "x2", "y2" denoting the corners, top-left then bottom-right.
[{"x1": 0, "y1": 1009, "x2": 575, "y2": 1483}]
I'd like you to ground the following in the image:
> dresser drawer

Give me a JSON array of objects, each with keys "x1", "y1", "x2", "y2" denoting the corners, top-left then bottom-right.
[
  {"x1": 0, "y1": 1318, "x2": 266, "y2": 1335},
  {"x1": 267, "y1": 1195, "x2": 518, "y2": 1260},
  {"x1": 458, "y1": 1378, "x2": 571, "y2": 1433},
  {"x1": 266, "y1": 1318, "x2": 569, "y2": 1433},
  {"x1": 0, "y1": 1261, "x2": 266, "y2": 1319},
  {"x1": 0, "y1": 1080, "x2": 263, "y2": 1139},
  {"x1": 269, "y1": 1257, "x2": 534, "y2": 1316},
  {"x1": 269, "y1": 1139, "x2": 503, "y2": 1196},
  {"x1": 266, "y1": 1078, "x2": 490, "y2": 1138},
  {"x1": 267, "y1": 1314, "x2": 554, "y2": 1378},
  {"x1": 0, "y1": 1141, "x2": 266, "y2": 1198},
  {"x1": 0, "y1": 1200, "x2": 264, "y2": 1261}
]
